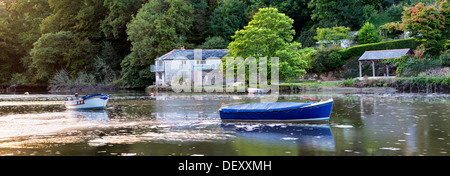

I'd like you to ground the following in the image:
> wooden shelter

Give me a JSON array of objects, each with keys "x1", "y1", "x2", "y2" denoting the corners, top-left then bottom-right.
[{"x1": 358, "y1": 48, "x2": 414, "y2": 78}]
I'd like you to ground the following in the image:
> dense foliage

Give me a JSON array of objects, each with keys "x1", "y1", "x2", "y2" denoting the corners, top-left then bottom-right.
[
  {"x1": 0, "y1": 0, "x2": 447, "y2": 87},
  {"x1": 402, "y1": 1, "x2": 449, "y2": 55},
  {"x1": 225, "y1": 7, "x2": 308, "y2": 82},
  {"x1": 121, "y1": 0, "x2": 194, "y2": 87},
  {"x1": 358, "y1": 22, "x2": 382, "y2": 44},
  {"x1": 313, "y1": 26, "x2": 350, "y2": 47}
]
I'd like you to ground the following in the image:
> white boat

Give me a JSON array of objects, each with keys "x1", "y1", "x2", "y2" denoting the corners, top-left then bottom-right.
[
  {"x1": 65, "y1": 94, "x2": 109, "y2": 110},
  {"x1": 247, "y1": 87, "x2": 266, "y2": 94}
]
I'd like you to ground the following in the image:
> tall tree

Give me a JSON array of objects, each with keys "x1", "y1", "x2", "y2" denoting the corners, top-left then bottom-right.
[
  {"x1": 40, "y1": 0, "x2": 83, "y2": 34},
  {"x1": 10, "y1": 0, "x2": 51, "y2": 56},
  {"x1": 28, "y1": 31, "x2": 76, "y2": 84},
  {"x1": 249, "y1": 0, "x2": 312, "y2": 38},
  {"x1": 186, "y1": 0, "x2": 211, "y2": 46},
  {"x1": 0, "y1": 3, "x2": 21, "y2": 84},
  {"x1": 308, "y1": 0, "x2": 366, "y2": 30},
  {"x1": 101, "y1": 0, "x2": 143, "y2": 39},
  {"x1": 101, "y1": 0, "x2": 144, "y2": 80},
  {"x1": 227, "y1": 7, "x2": 308, "y2": 81},
  {"x1": 121, "y1": 0, "x2": 194, "y2": 86},
  {"x1": 210, "y1": 0, "x2": 249, "y2": 41}
]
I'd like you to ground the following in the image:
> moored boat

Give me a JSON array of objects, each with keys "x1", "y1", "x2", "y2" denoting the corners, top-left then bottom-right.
[
  {"x1": 219, "y1": 99, "x2": 333, "y2": 122},
  {"x1": 247, "y1": 87, "x2": 266, "y2": 94},
  {"x1": 65, "y1": 93, "x2": 109, "y2": 110}
]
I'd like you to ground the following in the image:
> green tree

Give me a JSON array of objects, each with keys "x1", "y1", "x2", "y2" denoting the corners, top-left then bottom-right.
[
  {"x1": 10, "y1": 0, "x2": 51, "y2": 56},
  {"x1": 121, "y1": 0, "x2": 194, "y2": 86},
  {"x1": 362, "y1": 0, "x2": 391, "y2": 11},
  {"x1": 40, "y1": 0, "x2": 84, "y2": 34},
  {"x1": 186, "y1": 0, "x2": 211, "y2": 46},
  {"x1": 308, "y1": 0, "x2": 366, "y2": 30},
  {"x1": 439, "y1": 0, "x2": 449, "y2": 42},
  {"x1": 227, "y1": 7, "x2": 308, "y2": 81},
  {"x1": 308, "y1": 47, "x2": 345, "y2": 73},
  {"x1": 249, "y1": 0, "x2": 312, "y2": 38},
  {"x1": 358, "y1": 22, "x2": 382, "y2": 44},
  {"x1": 197, "y1": 36, "x2": 228, "y2": 49},
  {"x1": 101, "y1": 0, "x2": 143, "y2": 39},
  {"x1": 384, "y1": 3, "x2": 404, "y2": 22},
  {"x1": 28, "y1": 31, "x2": 76, "y2": 84},
  {"x1": 210, "y1": 0, "x2": 249, "y2": 41},
  {"x1": 314, "y1": 26, "x2": 350, "y2": 47},
  {"x1": 402, "y1": 1, "x2": 447, "y2": 55},
  {"x1": 0, "y1": 3, "x2": 20, "y2": 84},
  {"x1": 101, "y1": 0, "x2": 143, "y2": 82},
  {"x1": 71, "y1": 0, "x2": 107, "y2": 42}
]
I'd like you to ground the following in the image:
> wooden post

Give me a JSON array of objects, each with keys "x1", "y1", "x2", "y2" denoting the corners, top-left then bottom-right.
[
  {"x1": 386, "y1": 64, "x2": 389, "y2": 77},
  {"x1": 359, "y1": 61, "x2": 362, "y2": 78},
  {"x1": 372, "y1": 61, "x2": 375, "y2": 77}
]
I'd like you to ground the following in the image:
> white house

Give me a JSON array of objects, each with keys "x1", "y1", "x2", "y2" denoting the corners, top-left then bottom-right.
[{"x1": 151, "y1": 47, "x2": 227, "y2": 86}]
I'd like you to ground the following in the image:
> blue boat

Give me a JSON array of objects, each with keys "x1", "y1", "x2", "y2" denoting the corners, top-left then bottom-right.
[{"x1": 219, "y1": 99, "x2": 333, "y2": 122}]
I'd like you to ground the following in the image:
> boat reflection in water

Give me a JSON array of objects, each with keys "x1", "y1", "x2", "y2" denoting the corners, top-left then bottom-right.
[
  {"x1": 65, "y1": 110, "x2": 109, "y2": 124},
  {"x1": 221, "y1": 123, "x2": 335, "y2": 155}
]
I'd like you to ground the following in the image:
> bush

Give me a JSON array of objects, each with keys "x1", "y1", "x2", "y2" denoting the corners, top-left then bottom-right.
[
  {"x1": 49, "y1": 69, "x2": 72, "y2": 87},
  {"x1": 49, "y1": 69, "x2": 97, "y2": 88},
  {"x1": 308, "y1": 47, "x2": 345, "y2": 73},
  {"x1": 439, "y1": 51, "x2": 450, "y2": 66},
  {"x1": 385, "y1": 55, "x2": 442, "y2": 76},
  {"x1": 338, "y1": 38, "x2": 421, "y2": 59},
  {"x1": 341, "y1": 78, "x2": 359, "y2": 87},
  {"x1": 9, "y1": 73, "x2": 29, "y2": 86},
  {"x1": 357, "y1": 22, "x2": 382, "y2": 44}
]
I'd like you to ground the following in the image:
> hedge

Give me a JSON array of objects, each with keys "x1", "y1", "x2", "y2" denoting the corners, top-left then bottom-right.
[{"x1": 338, "y1": 38, "x2": 421, "y2": 59}]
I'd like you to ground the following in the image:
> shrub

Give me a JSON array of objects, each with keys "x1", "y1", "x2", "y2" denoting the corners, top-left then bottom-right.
[
  {"x1": 341, "y1": 78, "x2": 358, "y2": 87},
  {"x1": 49, "y1": 69, "x2": 72, "y2": 87},
  {"x1": 9, "y1": 73, "x2": 29, "y2": 86},
  {"x1": 357, "y1": 22, "x2": 381, "y2": 44},
  {"x1": 308, "y1": 47, "x2": 345, "y2": 73},
  {"x1": 439, "y1": 51, "x2": 450, "y2": 66}
]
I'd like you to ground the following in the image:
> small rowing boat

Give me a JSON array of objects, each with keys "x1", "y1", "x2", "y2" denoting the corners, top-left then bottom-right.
[
  {"x1": 65, "y1": 93, "x2": 109, "y2": 110},
  {"x1": 219, "y1": 99, "x2": 333, "y2": 122}
]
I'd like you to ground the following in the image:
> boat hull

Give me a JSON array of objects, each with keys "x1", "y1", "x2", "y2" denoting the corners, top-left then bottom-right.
[
  {"x1": 248, "y1": 88, "x2": 265, "y2": 94},
  {"x1": 219, "y1": 99, "x2": 333, "y2": 122},
  {"x1": 65, "y1": 95, "x2": 109, "y2": 110}
]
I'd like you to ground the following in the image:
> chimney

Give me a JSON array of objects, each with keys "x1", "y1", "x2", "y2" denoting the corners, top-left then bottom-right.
[{"x1": 181, "y1": 46, "x2": 185, "y2": 50}]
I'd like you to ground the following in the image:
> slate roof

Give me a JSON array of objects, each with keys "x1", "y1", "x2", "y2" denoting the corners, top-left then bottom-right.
[
  {"x1": 156, "y1": 49, "x2": 228, "y2": 61},
  {"x1": 359, "y1": 48, "x2": 414, "y2": 61}
]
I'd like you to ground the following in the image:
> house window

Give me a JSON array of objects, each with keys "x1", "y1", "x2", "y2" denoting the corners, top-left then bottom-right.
[
  {"x1": 196, "y1": 60, "x2": 206, "y2": 64},
  {"x1": 181, "y1": 60, "x2": 186, "y2": 64}
]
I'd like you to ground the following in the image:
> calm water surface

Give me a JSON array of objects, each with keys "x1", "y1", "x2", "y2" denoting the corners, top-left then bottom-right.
[{"x1": 0, "y1": 91, "x2": 448, "y2": 156}]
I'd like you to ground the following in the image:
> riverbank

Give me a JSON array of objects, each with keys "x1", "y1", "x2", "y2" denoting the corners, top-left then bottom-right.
[
  {"x1": 146, "y1": 76, "x2": 449, "y2": 94},
  {"x1": 0, "y1": 85, "x2": 146, "y2": 94},
  {"x1": 340, "y1": 76, "x2": 450, "y2": 93}
]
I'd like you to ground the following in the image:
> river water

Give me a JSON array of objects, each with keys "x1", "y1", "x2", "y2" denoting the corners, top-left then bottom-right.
[{"x1": 0, "y1": 91, "x2": 448, "y2": 156}]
